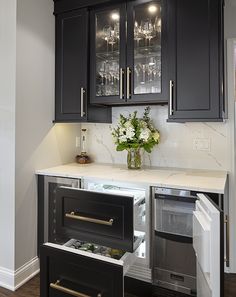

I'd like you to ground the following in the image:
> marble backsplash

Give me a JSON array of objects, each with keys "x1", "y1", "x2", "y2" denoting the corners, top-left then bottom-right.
[{"x1": 82, "y1": 105, "x2": 231, "y2": 171}]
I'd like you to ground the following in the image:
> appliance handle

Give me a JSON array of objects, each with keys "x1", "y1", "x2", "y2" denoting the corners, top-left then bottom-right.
[
  {"x1": 225, "y1": 215, "x2": 230, "y2": 267},
  {"x1": 154, "y1": 194, "x2": 197, "y2": 203},
  {"x1": 155, "y1": 231, "x2": 193, "y2": 244}
]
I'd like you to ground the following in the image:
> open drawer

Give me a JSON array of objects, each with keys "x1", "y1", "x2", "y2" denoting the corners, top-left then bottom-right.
[
  {"x1": 55, "y1": 186, "x2": 144, "y2": 252},
  {"x1": 40, "y1": 240, "x2": 139, "y2": 297}
]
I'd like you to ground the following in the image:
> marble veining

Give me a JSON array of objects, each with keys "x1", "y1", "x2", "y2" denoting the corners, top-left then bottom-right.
[{"x1": 81, "y1": 106, "x2": 230, "y2": 171}]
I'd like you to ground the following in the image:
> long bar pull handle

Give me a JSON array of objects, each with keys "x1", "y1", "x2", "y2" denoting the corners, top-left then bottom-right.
[
  {"x1": 65, "y1": 212, "x2": 114, "y2": 226},
  {"x1": 80, "y1": 87, "x2": 86, "y2": 118},
  {"x1": 127, "y1": 67, "x2": 131, "y2": 99},
  {"x1": 120, "y1": 68, "x2": 124, "y2": 100},
  {"x1": 50, "y1": 280, "x2": 95, "y2": 297},
  {"x1": 169, "y1": 80, "x2": 174, "y2": 116},
  {"x1": 225, "y1": 215, "x2": 230, "y2": 267}
]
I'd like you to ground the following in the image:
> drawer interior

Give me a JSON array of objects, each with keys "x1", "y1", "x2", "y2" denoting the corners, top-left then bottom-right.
[{"x1": 63, "y1": 237, "x2": 143, "y2": 274}]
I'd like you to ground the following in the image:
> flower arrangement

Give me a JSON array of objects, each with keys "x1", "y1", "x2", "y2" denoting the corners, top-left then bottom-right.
[{"x1": 111, "y1": 107, "x2": 160, "y2": 169}]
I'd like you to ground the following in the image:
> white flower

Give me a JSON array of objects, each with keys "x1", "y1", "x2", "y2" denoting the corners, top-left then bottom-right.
[
  {"x1": 118, "y1": 125, "x2": 135, "y2": 142},
  {"x1": 124, "y1": 120, "x2": 133, "y2": 129},
  {"x1": 140, "y1": 120, "x2": 147, "y2": 128},
  {"x1": 140, "y1": 128, "x2": 151, "y2": 142},
  {"x1": 153, "y1": 131, "x2": 160, "y2": 142},
  {"x1": 119, "y1": 127, "x2": 126, "y2": 135},
  {"x1": 126, "y1": 127, "x2": 135, "y2": 140},
  {"x1": 119, "y1": 135, "x2": 128, "y2": 143}
]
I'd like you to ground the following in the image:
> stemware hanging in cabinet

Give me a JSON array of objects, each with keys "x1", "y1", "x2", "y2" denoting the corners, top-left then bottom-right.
[{"x1": 90, "y1": 0, "x2": 169, "y2": 106}]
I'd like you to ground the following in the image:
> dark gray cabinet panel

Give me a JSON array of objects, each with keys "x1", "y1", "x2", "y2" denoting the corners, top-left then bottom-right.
[
  {"x1": 54, "y1": 0, "x2": 117, "y2": 15},
  {"x1": 55, "y1": 187, "x2": 135, "y2": 252},
  {"x1": 55, "y1": 9, "x2": 111, "y2": 123},
  {"x1": 55, "y1": 9, "x2": 88, "y2": 121},
  {"x1": 168, "y1": 0, "x2": 224, "y2": 122},
  {"x1": 40, "y1": 244, "x2": 123, "y2": 297}
]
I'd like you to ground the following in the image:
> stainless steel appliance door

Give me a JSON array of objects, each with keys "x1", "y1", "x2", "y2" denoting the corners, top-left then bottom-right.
[{"x1": 153, "y1": 234, "x2": 196, "y2": 295}]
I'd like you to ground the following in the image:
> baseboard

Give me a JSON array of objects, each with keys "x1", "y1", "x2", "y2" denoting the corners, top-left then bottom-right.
[
  {"x1": 0, "y1": 257, "x2": 39, "y2": 291},
  {"x1": 0, "y1": 266, "x2": 15, "y2": 291}
]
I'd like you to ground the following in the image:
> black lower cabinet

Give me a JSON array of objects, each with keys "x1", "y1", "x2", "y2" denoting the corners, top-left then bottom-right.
[{"x1": 40, "y1": 244, "x2": 123, "y2": 297}]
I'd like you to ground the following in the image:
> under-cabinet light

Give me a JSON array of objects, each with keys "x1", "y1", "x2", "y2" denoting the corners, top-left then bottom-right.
[
  {"x1": 111, "y1": 13, "x2": 120, "y2": 21},
  {"x1": 148, "y1": 5, "x2": 158, "y2": 13}
]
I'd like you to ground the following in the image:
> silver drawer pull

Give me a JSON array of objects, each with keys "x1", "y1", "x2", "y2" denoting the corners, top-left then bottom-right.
[
  {"x1": 169, "y1": 80, "x2": 174, "y2": 116},
  {"x1": 120, "y1": 68, "x2": 124, "y2": 100},
  {"x1": 80, "y1": 87, "x2": 86, "y2": 118},
  {"x1": 50, "y1": 280, "x2": 101, "y2": 297},
  {"x1": 65, "y1": 212, "x2": 114, "y2": 226},
  {"x1": 127, "y1": 67, "x2": 131, "y2": 99}
]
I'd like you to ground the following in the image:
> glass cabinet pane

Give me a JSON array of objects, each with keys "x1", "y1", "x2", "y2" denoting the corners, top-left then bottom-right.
[
  {"x1": 95, "y1": 9, "x2": 120, "y2": 97},
  {"x1": 133, "y1": 1, "x2": 162, "y2": 95}
]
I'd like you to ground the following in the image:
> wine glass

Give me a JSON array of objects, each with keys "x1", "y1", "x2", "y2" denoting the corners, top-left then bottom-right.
[
  {"x1": 103, "y1": 25, "x2": 112, "y2": 52},
  {"x1": 134, "y1": 21, "x2": 143, "y2": 47},
  {"x1": 154, "y1": 16, "x2": 162, "y2": 34}
]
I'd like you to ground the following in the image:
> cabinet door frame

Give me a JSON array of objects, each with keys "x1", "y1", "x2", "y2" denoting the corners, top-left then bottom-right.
[
  {"x1": 167, "y1": 0, "x2": 224, "y2": 122},
  {"x1": 90, "y1": 3, "x2": 127, "y2": 105},
  {"x1": 126, "y1": 0, "x2": 169, "y2": 104},
  {"x1": 55, "y1": 9, "x2": 88, "y2": 122}
]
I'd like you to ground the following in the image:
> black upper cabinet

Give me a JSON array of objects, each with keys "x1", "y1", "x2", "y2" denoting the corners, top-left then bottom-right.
[
  {"x1": 55, "y1": 9, "x2": 87, "y2": 122},
  {"x1": 90, "y1": 0, "x2": 168, "y2": 105},
  {"x1": 168, "y1": 0, "x2": 225, "y2": 122},
  {"x1": 55, "y1": 8, "x2": 111, "y2": 123},
  {"x1": 54, "y1": 0, "x2": 225, "y2": 121}
]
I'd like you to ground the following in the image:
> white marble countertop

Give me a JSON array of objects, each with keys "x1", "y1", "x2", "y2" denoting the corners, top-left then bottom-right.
[{"x1": 36, "y1": 163, "x2": 228, "y2": 194}]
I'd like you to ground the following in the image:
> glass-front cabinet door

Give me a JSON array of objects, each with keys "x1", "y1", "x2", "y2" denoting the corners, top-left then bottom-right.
[
  {"x1": 127, "y1": 0, "x2": 168, "y2": 104},
  {"x1": 90, "y1": 4, "x2": 127, "y2": 105},
  {"x1": 90, "y1": 1, "x2": 168, "y2": 105}
]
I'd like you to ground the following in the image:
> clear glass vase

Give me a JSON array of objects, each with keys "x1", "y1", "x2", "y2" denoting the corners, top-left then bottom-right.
[{"x1": 127, "y1": 148, "x2": 142, "y2": 169}]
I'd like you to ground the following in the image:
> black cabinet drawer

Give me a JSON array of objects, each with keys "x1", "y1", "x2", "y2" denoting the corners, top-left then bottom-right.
[
  {"x1": 40, "y1": 243, "x2": 135, "y2": 297},
  {"x1": 55, "y1": 187, "x2": 135, "y2": 252}
]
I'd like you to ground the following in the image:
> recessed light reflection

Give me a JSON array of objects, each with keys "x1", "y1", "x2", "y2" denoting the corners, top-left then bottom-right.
[
  {"x1": 111, "y1": 13, "x2": 120, "y2": 21},
  {"x1": 148, "y1": 5, "x2": 158, "y2": 13}
]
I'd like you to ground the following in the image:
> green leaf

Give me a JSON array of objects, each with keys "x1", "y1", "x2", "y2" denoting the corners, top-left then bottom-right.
[
  {"x1": 143, "y1": 143, "x2": 152, "y2": 153},
  {"x1": 116, "y1": 144, "x2": 127, "y2": 151}
]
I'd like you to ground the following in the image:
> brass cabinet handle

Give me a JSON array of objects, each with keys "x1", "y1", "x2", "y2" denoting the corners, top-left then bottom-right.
[
  {"x1": 169, "y1": 80, "x2": 174, "y2": 116},
  {"x1": 65, "y1": 212, "x2": 114, "y2": 226},
  {"x1": 126, "y1": 67, "x2": 131, "y2": 99},
  {"x1": 120, "y1": 68, "x2": 124, "y2": 100},
  {"x1": 50, "y1": 280, "x2": 102, "y2": 297},
  {"x1": 225, "y1": 215, "x2": 230, "y2": 267},
  {"x1": 80, "y1": 87, "x2": 86, "y2": 118}
]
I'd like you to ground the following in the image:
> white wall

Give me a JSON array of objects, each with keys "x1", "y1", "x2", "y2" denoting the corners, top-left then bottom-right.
[
  {"x1": 0, "y1": 0, "x2": 16, "y2": 278},
  {"x1": 15, "y1": 0, "x2": 81, "y2": 271}
]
